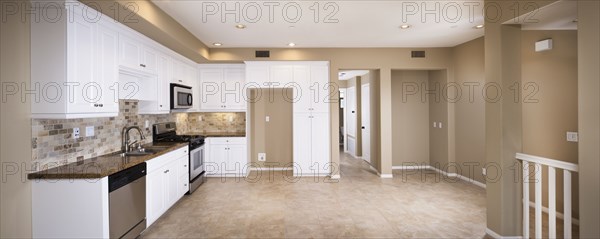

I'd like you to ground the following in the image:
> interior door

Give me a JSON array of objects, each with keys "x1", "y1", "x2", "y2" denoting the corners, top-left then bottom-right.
[
  {"x1": 361, "y1": 84, "x2": 371, "y2": 163},
  {"x1": 346, "y1": 86, "x2": 356, "y2": 137}
]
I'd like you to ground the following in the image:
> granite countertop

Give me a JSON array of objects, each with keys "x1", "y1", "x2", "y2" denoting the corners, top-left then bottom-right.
[
  {"x1": 28, "y1": 142, "x2": 188, "y2": 180},
  {"x1": 184, "y1": 131, "x2": 246, "y2": 137}
]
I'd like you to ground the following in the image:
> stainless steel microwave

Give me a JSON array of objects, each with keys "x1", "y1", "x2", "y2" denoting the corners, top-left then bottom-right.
[{"x1": 170, "y1": 84, "x2": 193, "y2": 109}]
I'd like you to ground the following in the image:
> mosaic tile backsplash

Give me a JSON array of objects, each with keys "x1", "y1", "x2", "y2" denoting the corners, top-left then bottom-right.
[
  {"x1": 31, "y1": 100, "x2": 246, "y2": 171},
  {"x1": 176, "y1": 112, "x2": 246, "y2": 133}
]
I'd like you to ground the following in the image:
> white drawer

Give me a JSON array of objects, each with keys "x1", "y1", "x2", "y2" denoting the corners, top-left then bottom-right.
[
  {"x1": 147, "y1": 145, "x2": 188, "y2": 173},
  {"x1": 208, "y1": 137, "x2": 246, "y2": 145}
]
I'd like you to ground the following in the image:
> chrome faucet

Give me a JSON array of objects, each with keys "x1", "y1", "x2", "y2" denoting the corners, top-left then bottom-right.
[{"x1": 121, "y1": 126, "x2": 146, "y2": 152}]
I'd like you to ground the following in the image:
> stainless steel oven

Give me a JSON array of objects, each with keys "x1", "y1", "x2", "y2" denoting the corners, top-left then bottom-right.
[
  {"x1": 170, "y1": 84, "x2": 193, "y2": 109},
  {"x1": 189, "y1": 144, "x2": 205, "y2": 193}
]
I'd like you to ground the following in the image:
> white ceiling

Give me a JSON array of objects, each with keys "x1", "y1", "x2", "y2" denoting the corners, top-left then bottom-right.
[
  {"x1": 506, "y1": 0, "x2": 578, "y2": 30},
  {"x1": 338, "y1": 70, "x2": 369, "y2": 80},
  {"x1": 152, "y1": 1, "x2": 485, "y2": 48}
]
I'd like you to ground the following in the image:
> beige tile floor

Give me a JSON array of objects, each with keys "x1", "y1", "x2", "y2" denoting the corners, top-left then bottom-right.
[{"x1": 141, "y1": 151, "x2": 489, "y2": 238}]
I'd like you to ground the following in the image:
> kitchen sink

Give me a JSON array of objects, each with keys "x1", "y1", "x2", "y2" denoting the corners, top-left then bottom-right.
[{"x1": 114, "y1": 148, "x2": 160, "y2": 157}]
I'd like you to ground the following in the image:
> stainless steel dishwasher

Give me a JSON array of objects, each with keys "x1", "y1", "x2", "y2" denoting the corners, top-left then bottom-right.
[{"x1": 109, "y1": 162, "x2": 147, "y2": 239}]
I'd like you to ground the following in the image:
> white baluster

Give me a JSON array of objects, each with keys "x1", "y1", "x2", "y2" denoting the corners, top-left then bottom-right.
[
  {"x1": 535, "y1": 163, "x2": 542, "y2": 239},
  {"x1": 548, "y1": 167, "x2": 556, "y2": 238},
  {"x1": 564, "y1": 170, "x2": 572, "y2": 239},
  {"x1": 523, "y1": 161, "x2": 530, "y2": 239}
]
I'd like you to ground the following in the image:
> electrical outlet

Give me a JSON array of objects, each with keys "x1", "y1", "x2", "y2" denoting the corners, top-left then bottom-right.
[
  {"x1": 258, "y1": 153, "x2": 266, "y2": 162},
  {"x1": 73, "y1": 128, "x2": 80, "y2": 139},
  {"x1": 482, "y1": 168, "x2": 487, "y2": 176},
  {"x1": 85, "y1": 126, "x2": 94, "y2": 137},
  {"x1": 145, "y1": 120, "x2": 149, "y2": 129},
  {"x1": 567, "y1": 132, "x2": 578, "y2": 142},
  {"x1": 198, "y1": 116, "x2": 203, "y2": 121},
  {"x1": 266, "y1": 116, "x2": 270, "y2": 122}
]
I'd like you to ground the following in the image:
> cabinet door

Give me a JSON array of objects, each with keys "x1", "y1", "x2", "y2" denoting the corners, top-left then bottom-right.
[
  {"x1": 270, "y1": 65, "x2": 294, "y2": 86},
  {"x1": 245, "y1": 65, "x2": 268, "y2": 87},
  {"x1": 207, "y1": 144, "x2": 228, "y2": 175},
  {"x1": 292, "y1": 65, "x2": 311, "y2": 113},
  {"x1": 156, "y1": 54, "x2": 170, "y2": 112},
  {"x1": 164, "y1": 162, "x2": 179, "y2": 208},
  {"x1": 146, "y1": 170, "x2": 165, "y2": 227},
  {"x1": 199, "y1": 68, "x2": 225, "y2": 110},
  {"x1": 171, "y1": 59, "x2": 186, "y2": 85},
  {"x1": 223, "y1": 68, "x2": 246, "y2": 110},
  {"x1": 141, "y1": 47, "x2": 157, "y2": 74},
  {"x1": 310, "y1": 65, "x2": 331, "y2": 113},
  {"x1": 118, "y1": 34, "x2": 142, "y2": 71},
  {"x1": 227, "y1": 144, "x2": 247, "y2": 176},
  {"x1": 95, "y1": 20, "x2": 119, "y2": 113},
  {"x1": 293, "y1": 112, "x2": 312, "y2": 176},
  {"x1": 67, "y1": 11, "x2": 96, "y2": 113},
  {"x1": 178, "y1": 174, "x2": 189, "y2": 197},
  {"x1": 311, "y1": 112, "x2": 330, "y2": 175}
]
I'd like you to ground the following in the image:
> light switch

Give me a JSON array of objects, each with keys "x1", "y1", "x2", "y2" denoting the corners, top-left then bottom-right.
[
  {"x1": 144, "y1": 120, "x2": 149, "y2": 129},
  {"x1": 439, "y1": 122, "x2": 443, "y2": 128},
  {"x1": 85, "y1": 126, "x2": 94, "y2": 137},
  {"x1": 266, "y1": 116, "x2": 270, "y2": 122},
  {"x1": 567, "y1": 132, "x2": 578, "y2": 142},
  {"x1": 433, "y1": 122, "x2": 437, "y2": 128}
]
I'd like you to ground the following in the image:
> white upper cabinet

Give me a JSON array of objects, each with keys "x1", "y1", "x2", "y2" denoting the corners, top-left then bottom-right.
[
  {"x1": 118, "y1": 34, "x2": 157, "y2": 74},
  {"x1": 31, "y1": 3, "x2": 118, "y2": 118},
  {"x1": 198, "y1": 64, "x2": 246, "y2": 112},
  {"x1": 171, "y1": 59, "x2": 196, "y2": 87}
]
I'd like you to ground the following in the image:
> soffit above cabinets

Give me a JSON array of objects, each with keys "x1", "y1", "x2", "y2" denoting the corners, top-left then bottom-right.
[
  {"x1": 505, "y1": 0, "x2": 578, "y2": 30},
  {"x1": 151, "y1": 1, "x2": 485, "y2": 48}
]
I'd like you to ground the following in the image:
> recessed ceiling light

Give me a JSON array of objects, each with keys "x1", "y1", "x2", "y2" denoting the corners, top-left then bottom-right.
[
  {"x1": 235, "y1": 24, "x2": 246, "y2": 29},
  {"x1": 213, "y1": 43, "x2": 222, "y2": 46},
  {"x1": 400, "y1": 24, "x2": 411, "y2": 29},
  {"x1": 288, "y1": 42, "x2": 296, "y2": 47},
  {"x1": 474, "y1": 24, "x2": 484, "y2": 29}
]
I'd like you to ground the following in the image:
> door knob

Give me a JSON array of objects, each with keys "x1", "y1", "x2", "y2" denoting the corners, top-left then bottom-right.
[{"x1": 362, "y1": 126, "x2": 365, "y2": 129}]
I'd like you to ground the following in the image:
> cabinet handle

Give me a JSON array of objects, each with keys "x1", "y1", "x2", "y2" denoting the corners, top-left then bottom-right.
[
  {"x1": 184, "y1": 184, "x2": 188, "y2": 186},
  {"x1": 179, "y1": 80, "x2": 183, "y2": 83},
  {"x1": 93, "y1": 104, "x2": 98, "y2": 107},
  {"x1": 99, "y1": 104, "x2": 103, "y2": 107},
  {"x1": 160, "y1": 105, "x2": 163, "y2": 107},
  {"x1": 140, "y1": 64, "x2": 146, "y2": 68},
  {"x1": 184, "y1": 165, "x2": 187, "y2": 167},
  {"x1": 164, "y1": 169, "x2": 170, "y2": 174}
]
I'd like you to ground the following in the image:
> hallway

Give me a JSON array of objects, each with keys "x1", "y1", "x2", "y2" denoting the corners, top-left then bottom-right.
[{"x1": 141, "y1": 152, "x2": 487, "y2": 238}]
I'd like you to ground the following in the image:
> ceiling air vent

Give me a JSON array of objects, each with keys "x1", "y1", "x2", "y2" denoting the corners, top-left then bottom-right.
[
  {"x1": 255, "y1": 50, "x2": 270, "y2": 58},
  {"x1": 411, "y1": 51, "x2": 425, "y2": 58}
]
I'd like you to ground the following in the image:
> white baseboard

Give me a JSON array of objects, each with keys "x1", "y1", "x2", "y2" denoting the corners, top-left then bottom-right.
[
  {"x1": 392, "y1": 164, "x2": 486, "y2": 189},
  {"x1": 330, "y1": 174, "x2": 340, "y2": 179},
  {"x1": 379, "y1": 174, "x2": 393, "y2": 178},
  {"x1": 528, "y1": 201, "x2": 580, "y2": 225},
  {"x1": 485, "y1": 228, "x2": 522, "y2": 239},
  {"x1": 250, "y1": 167, "x2": 292, "y2": 171}
]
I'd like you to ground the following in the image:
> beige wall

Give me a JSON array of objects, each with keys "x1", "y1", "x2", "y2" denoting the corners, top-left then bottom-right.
[
  {"x1": 453, "y1": 37, "x2": 486, "y2": 183},
  {"x1": 521, "y1": 30, "x2": 579, "y2": 217},
  {"x1": 345, "y1": 76, "x2": 362, "y2": 156},
  {"x1": 391, "y1": 71, "x2": 430, "y2": 166},
  {"x1": 577, "y1": 1, "x2": 600, "y2": 237},
  {"x1": 429, "y1": 70, "x2": 450, "y2": 171},
  {"x1": 249, "y1": 89, "x2": 293, "y2": 167},
  {"x1": 0, "y1": 4, "x2": 33, "y2": 237}
]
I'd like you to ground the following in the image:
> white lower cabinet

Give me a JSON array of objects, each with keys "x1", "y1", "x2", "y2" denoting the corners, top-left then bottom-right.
[
  {"x1": 205, "y1": 137, "x2": 248, "y2": 177},
  {"x1": 146, "y1": 146, "x2": 188, "y2": 227}
]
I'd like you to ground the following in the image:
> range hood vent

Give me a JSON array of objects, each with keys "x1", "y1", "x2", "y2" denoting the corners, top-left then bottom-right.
[{"x1": 255, "y1": 50, "x2": 270, "y2": 58}]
